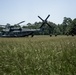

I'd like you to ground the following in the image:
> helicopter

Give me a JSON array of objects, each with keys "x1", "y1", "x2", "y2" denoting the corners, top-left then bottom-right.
[{"x1": 0, "y1": 15, "x2": 51, "y2": 37}]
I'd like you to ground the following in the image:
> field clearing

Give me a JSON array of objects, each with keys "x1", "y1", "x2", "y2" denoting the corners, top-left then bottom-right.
[{"x1": 0, "y1": 35, "x2": 76, "y2": 75}]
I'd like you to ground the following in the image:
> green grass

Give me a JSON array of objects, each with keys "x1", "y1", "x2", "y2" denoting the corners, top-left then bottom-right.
[{"x1": 0, "y1": 35, "x2": 76, "y2": 75}]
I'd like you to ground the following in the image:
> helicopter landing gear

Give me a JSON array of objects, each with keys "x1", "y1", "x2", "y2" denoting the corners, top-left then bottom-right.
[{"x1": 31, "y1": 34, "x2": 34, "y2": 37}]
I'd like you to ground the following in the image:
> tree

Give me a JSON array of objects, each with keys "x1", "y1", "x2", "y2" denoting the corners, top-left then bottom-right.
[
  {"x1": 5, "y1": 23, "x2": 11, "y2": 29},
  {"x1": 62, "y1": 17, "x2": 72, "y2": 35},
  {"x1": 48, "y1": 22, "x2": 56, "y2": 34},
  {"x1": 70, "y1": 18, "x2": 76, "y2": 35},
  {"x1": 54, "y1": 25, "x2": 61, "y2": 35}
]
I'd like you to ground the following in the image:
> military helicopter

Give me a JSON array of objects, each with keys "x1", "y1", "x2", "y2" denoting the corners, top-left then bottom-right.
[{"x1": 0, "y1": 15, "x2": 51, "y2": 37}]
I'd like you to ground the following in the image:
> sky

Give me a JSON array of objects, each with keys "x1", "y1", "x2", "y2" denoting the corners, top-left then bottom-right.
[{"x1": 0, "y1": 0, "x2": 76, "y2": 26}]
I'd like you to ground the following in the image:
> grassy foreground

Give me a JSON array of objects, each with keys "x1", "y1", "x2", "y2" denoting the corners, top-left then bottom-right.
[{"x1": 0, "y1": 35, "x2": 76, "y2": 75}]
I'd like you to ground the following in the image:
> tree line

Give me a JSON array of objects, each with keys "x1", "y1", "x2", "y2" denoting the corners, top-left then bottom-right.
[
  {"x1": 22, "y1": 17, "x2": 76, "y2": 35},
  {"x1": 0, "y1": 17, "x2": 76, "y2": 35}
]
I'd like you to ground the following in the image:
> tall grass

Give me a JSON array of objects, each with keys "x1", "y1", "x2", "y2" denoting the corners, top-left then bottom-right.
[{"x1": 0, "y1": 36, "x2": 76, "y2": 75}]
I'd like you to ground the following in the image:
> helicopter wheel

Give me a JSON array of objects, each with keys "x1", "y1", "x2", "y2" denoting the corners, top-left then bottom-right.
[{"x1": 31, "y1": 34, "x2": 34, "y2": 37}]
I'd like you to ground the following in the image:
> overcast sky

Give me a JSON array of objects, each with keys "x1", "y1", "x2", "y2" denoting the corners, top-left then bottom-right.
[{"x1": 0, "y1": 0, "x2": 76, "y2": 25}]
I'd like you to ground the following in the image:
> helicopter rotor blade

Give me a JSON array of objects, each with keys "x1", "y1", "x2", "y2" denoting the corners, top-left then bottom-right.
[
  {"x1": 45, "y1": 14, "x2": 50, "y2": 21},
  {"x1": 38, "y1": 16, "x2": 44, "y2": 22},
  {"x1": 40, "y1": 22, "x2": 45, "y2": 28},
  {"x1": 38, "y1": 14, "x2": 51, "y2": 28},
  {"x1": 46, "y1": 22, "x2": 51, "y2": 28},
  {"x1": 16, "y1": 21, "x2": 25, "y2": 25}
]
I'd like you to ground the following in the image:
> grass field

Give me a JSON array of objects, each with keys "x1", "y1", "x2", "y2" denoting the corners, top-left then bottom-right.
[{"x1": 0, "y1": 35, "x2": 76, "y2": 75}]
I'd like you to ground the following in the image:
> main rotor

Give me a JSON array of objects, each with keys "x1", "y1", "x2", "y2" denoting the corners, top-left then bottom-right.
[{"x1": 38, "y1": 14, "x2": 51, "y2": 28}]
